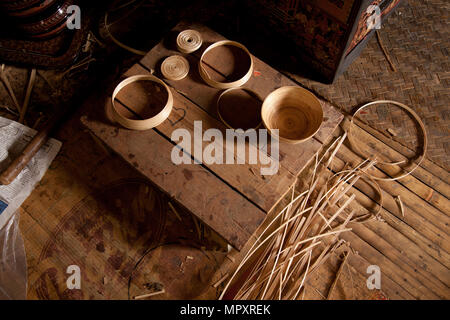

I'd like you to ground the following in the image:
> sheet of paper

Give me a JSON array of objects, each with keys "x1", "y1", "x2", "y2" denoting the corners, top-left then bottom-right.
[{"x1": 0, "y1": 116, "x2": 62, "y2": 230}]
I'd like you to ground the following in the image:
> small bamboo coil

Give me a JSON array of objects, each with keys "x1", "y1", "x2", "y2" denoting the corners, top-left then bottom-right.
[
  {"x1": 176, "y1": 29, "x2": 202, "y2": 53},
  {"x1": 161, "y1": 55, "x2": 190, "y2": 81}
]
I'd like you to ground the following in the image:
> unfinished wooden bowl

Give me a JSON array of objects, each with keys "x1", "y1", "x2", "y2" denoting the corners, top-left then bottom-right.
[{"x1": 261, "y1": 86, "x2": 323, "y2": 144}]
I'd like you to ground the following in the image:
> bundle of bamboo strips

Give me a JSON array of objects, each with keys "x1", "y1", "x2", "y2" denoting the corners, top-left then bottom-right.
[{"x1": 220, "y1": 134, "x2": 380, "y2": 300}]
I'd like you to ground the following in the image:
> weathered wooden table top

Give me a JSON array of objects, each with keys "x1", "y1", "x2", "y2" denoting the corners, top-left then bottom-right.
[{"x1": 82, "y1": 22, "x2": 343, "y2": 250}]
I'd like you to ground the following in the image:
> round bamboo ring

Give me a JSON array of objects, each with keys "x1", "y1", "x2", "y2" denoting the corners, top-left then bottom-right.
[
  {"x1": 198, "y1": 40, "x2": 253, "y2": 89},
  {"x1": 348, "y1": 100, "x2": 427, "y2": 181},
  {"x1": 111, "y1": 75, "x2": 173, "y2": 131},
  {"x1": 176, "y1": 29, "x2": 202, "y2": 53},
  {"x1": 161, "y1": 55, "x2": 190, "y2": 81},
  {"x1": 261, "y1": 86, "x2": 323, "y2": 144},
  {"x1": 325, "y1": 168, "x2": 383, "y2": 223},
  {"x1": 216, "y1": 87, "x2": 263, "y2": 130}
]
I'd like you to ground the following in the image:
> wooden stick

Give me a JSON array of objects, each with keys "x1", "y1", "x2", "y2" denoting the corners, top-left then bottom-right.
[
  {"x1": 236, "y1": 242, "x2": 322, "y2": 299},
  {"x1": 60, "y1": 57, "x2": 96, "y2": 79},
  {"x1": 262, "y1": 186, "x2": 295, "y2": 298},
  {"x1": 225, "y1": 255, "x2": 235, "y2": 263},
  {"x1": 229, "y1": 227, "x2": 351, "y2": 299},
  {"x1": 292, "y1": 250, "x2": 312, "y2": 300},
  {"x1": 192, "y1": 215, "x2": 202, "y2": 240},
  {"x1": 310, "y1": 285, "x2": 327, "y2": 300},
  {"x1": 326, "y1": 132, "x2": 347, "y2": 168},
  {"x1": 0, "y1": 104, "x2": 19, "y2": 116},
  {"x1": 104, "y1": 11, "x2": 147, "y2": 55}
]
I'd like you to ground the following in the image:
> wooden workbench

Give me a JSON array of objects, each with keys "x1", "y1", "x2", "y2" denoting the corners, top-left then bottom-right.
[{"x1": 82, "y1": 22, "x2": 343, "y2": 250}]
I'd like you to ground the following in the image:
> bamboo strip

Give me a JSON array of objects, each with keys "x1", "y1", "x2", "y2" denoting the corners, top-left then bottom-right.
[
  {"x1": 199, "y1": 40, "x2": 253, "y2": 89},
  {"x1": 111, "y1": 74, "x2": 173, "y2": 130},
  {"x1": 376, "y1": 30, "x2": 397, "y2": 72}
]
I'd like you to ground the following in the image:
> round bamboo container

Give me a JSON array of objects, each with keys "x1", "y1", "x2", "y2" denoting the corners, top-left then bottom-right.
[{"x1": 261, "y1": 86, "x2": 323, "y2": 144}]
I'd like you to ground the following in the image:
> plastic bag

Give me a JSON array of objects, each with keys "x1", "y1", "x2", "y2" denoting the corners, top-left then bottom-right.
[{"x1": 0, "y1": 212, "x2": 27, "y2": 300}]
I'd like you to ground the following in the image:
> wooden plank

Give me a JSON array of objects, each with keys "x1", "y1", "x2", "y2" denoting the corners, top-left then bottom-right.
[
  {"x1": 304, "y1": 250, "x2": 391, "y2": 300},
  {"x1": 139, "y1": 22, "x2": 343, "y2": 176},
  {"x1": 22, "y1": 97, "x2": 229, "y2": 300},
  {"x1": 350, "y1": 222, "x2": 450, "y2": 298},
  {"x1": 139, "y1": 48, "x2": 221, "y2": 117},
  {"x1": 313, "y1": 100, "x2": 345, "y2": 144},
  {"x1": 344, "y1": 117, "x2": 450, "y2": 207},
  {"x1": 320, "y1": 128, "x2": 450, "y2": 268},
  {"x1": 111, "y1": 63, "x2": 296, "y2": 213},
  {"x1": 81, "y1": 116, "x2": 266, "y2": 250}
]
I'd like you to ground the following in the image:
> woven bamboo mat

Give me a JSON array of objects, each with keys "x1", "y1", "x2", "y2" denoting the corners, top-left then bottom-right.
[{"x1": 284, "y1": 0, "x2": 449, "y2": 171}]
